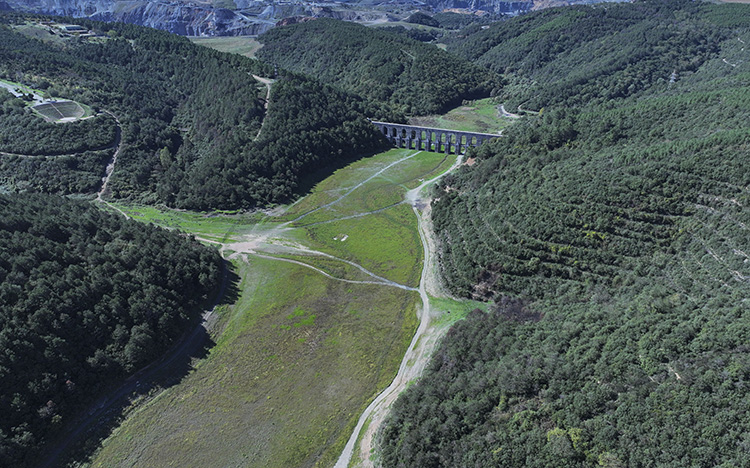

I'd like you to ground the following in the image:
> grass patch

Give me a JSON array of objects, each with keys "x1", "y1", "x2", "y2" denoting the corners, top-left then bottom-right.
[
  {"x1": 108, "y1": 203, "x2": 263, "y2": 242},
  {"x1": 263, "y1": 252, "x2": 383, "y2": 283},
  {"x1": 88, "y1": 144, "x2": 458, "y2": 467},
  {"x1": 288, "y1": 151, "x2": 454, "y2": 226},
  {"x1": 189, "y1": 36, "x2": 264, "y2": 58},
  {"x1": 410, "y1": 97, "x2": 512, "y2": 134},
  {"x1": 382, "y1": 151, "x2": 454, "y2": 190},
  {"x1": 293, "y1": 178, "x2": 405, "y2": 226},
  {"x1": 90, "y1": 256, "x2": 418, "y2": 468},
  {"x1": 279, "y1": 149, "x2": 421, "y2": 222},
  {"x1": 429, "y1": 296, "x2": 491, "y2": 328},
  {"x1": 304, "y1": 204, "x2": 423, "y2": 288}
]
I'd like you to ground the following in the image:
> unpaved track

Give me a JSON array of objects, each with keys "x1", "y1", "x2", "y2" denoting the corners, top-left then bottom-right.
[
  {"x1": 248, "y1": 252, "x2": 418, "y2": 291},
  {"x1": 334, "y1": 154, "x2": 464, "y2": 468},
  {"x1": 42, "y1": 146, "x2": 459, "y2": 468},
  {"x1": 97, "y1": 111, "x2": 122, "y2": 202},
  {"x1": 252, "y1": 75, "x2": 274, "y2": 141},
  {"x1": 291, "y1": 151, "x2": 421, "y2": 224}
]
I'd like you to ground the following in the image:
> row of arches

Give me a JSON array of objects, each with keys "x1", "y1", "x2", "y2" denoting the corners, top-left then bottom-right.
[{"x1": 372, "y1": 122, "x2": 496, "y2": 154}]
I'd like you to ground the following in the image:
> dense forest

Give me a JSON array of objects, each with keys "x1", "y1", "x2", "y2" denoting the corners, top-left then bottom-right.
[
  {"x1": 446, "y1": 0, "x2": 728, "y2": 110},
  {"x1": 380, "y1": 1, "x2": 750, "y2": 466},
  {"x1": 0, "y1": 193, "x2": 223, "y2": 467},
  {"x1": 158, "y1": 72, "x2": 391, "y2": 209},
  {"x1": 0, "y1": 14, "x2": 396, "y2": 209},
  {"x1": 256, "y1": 18, "x2": 502, "y2": 115}
]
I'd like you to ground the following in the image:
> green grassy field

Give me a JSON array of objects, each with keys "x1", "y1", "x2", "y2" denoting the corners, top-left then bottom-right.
[
  {"x1": 88, "y1": 147, "x2": 472, "y2": 467},
  {"x1": 304, "y1": 203, "x2": 423, "y2": 288},
  {"x1": 263, "y1": 252, "x2": 386, "y2": 284},
  {"x1": 409, "y1": 97, "x2": 512, "y2": 133},
  {"x1": 91, "y1": 257, "x2": 418, "y2": 468},
  {"x1": 189, "y1": 36, "x2": 264, "y2": 58},
  {"x1": 283, "y1": 149, "x2": 450, "y2": 225},
  {"x1": 429, "y1": 296, "x2": 491, "y2": 328},
  {"x1": 107, "y1": 203, "x2": 264, "y2": 242}
]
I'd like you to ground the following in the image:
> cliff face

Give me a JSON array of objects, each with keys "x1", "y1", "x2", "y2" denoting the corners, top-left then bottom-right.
[
  {"x1": 6, "y1": 0, "x2": 275, "y2": 35},
  {"x1": 424, "y1": 0, "x2": 533, "y2": 15},
  {"x1": 423, "y1": 0, "x2": 630, "y2": 15},
  {"x1": 5, "y1": 0, "x2": 630, "y2": 36}
]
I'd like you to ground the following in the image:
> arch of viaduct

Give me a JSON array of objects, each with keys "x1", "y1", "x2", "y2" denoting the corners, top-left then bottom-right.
[{"x1": 372, "y1": 121, "x2": 499, "y2": 154}]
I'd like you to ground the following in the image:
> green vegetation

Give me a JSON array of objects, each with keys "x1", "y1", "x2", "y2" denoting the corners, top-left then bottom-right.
[
  {"x1": 70, "y1": 141, "x2": 448, "y2": 468},
  {"x1": 405, "y1": 12, "x2": 440, "y2": 28},
  {"x1": 432, "y1": 12, "x2": 498, "y2": 30},
  {"x1": 428, "y1": 296, "x2": 490, "y2": 328},
  {"x1": 409, "y1": 97, "x2": 509, "y2": 133},
  {"x1": 90, "y1": 249, "x2": 418, "y2": 468},
  {"x1": 0, "y1": 193, "x2": 222, "y2": 468},
  {"x1": 0, "y1": 14, "x2": 394, "y2": 208},
  {"x1": 189, "y1": 35, "x2": 263, "y2": 58},
  {"x1": 305, "y1": 203, "x2": 423, "y2": 287},
  {"x1": 257, "y1": 18, "x2": 501, "y2": 115},
  {"x1": 284, "y1": 148, "x2": 458, "y2": 287},
  {"x1": 281, "y1": 149, "x2": 443, "y2": 222},
  {"x1": 0, "y1": 90, "x2": 117, "y2": 156},
  {"x1": 109, "y1": 203, "x2": 262, "y2": 242},
  {"x1": 92, "y1": 146, "x2": 432, "y2": 467},
  {"x1": 447, "y1": 0, "x2": 727, "y2": 111},
  {"x1": 0, "y1": 149, "x2": 113, "y2": 194},
  {"x1": 380, "y1": 1, "x2": 750, "y2": 466},
  {"x1": 263, "y1": 252, "x2": 381, "y2": 283}
]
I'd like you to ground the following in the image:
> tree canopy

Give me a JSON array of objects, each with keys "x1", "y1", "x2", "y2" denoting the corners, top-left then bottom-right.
[
  {"x1": 0, "y1": 15, "x2": 395, "y2": 209},
  {"x1": 0, "y1": 193, "x2": 223, "y2": 467},
  {"x1": 380, "y1": 1, "x2": 750, "y2": 466},
  {"x1": 257, "y1": 18, "x2": 502, "y2": 115}
]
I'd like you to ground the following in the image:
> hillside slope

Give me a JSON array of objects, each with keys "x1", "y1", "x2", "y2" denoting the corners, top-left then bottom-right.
[
  {"x1": 380, "y1": 1, "x2": 750, "y2": 466},
  {"x1": 447, "y1": 0, "x2": 727, "y2": 110},
  {"x1": 0, "y1": 15, "x2": 393, "y2": 210},
  {"x1": 0, "y1": 193, "x2": 222, "y2": 467},
  {"x1": 257, "y1": 19, "x2": 502, "y2": 115}
]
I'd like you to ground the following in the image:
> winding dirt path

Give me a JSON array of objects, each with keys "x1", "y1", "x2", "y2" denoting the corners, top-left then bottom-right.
[
  {"x1": 499, "y1": 104, "x2": 522, "y2": 119},
  {"x1": 334, "y1": 154, "x2": 464, "y2": 468},
  {"x1": 248, "y1": 252, "x2": 418, "y2": 291},
  {"x1": 42, "y1": 145, "x2": 461, "y2": 468}
]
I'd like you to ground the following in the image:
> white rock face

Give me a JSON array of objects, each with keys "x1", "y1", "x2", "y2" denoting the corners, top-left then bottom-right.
[{"x1": 6, "y1": 0, "x2": 275, "y2": 36}]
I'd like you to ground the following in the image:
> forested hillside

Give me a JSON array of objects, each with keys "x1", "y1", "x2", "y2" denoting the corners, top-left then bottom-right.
[
  {"x1": 447, "y1": 0, "x2": 727, "y2": 110},
  {"x1": 380, "y1": 1, "x2": 750, "y2": 466},
  {"x1": 256, "y1": 18, "x2": 502, "y2": 115},
  {"x1": 0, "y1": 14, "x2": 394, "y2": 209},
  {"x1": 0, "y1": 193, "x2": 222, "y2": 467}
]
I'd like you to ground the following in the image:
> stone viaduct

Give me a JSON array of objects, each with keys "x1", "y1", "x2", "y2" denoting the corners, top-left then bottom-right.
[{"x1": 372, "y1": 121, "x2": 499, "y2": 154}]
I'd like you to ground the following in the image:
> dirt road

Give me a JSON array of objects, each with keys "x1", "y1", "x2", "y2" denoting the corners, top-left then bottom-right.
[
  {"x1": 333, "y1": 154, "x2": 464, "y2": 468},
  {"x1": 96, "y1": 111, "x2": 122, "y2": 202}
]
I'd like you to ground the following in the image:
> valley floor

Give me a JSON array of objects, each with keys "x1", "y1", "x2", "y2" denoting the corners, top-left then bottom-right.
[{"x1": 84, "y1": 148, "x2": 486, "y2": 467}]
